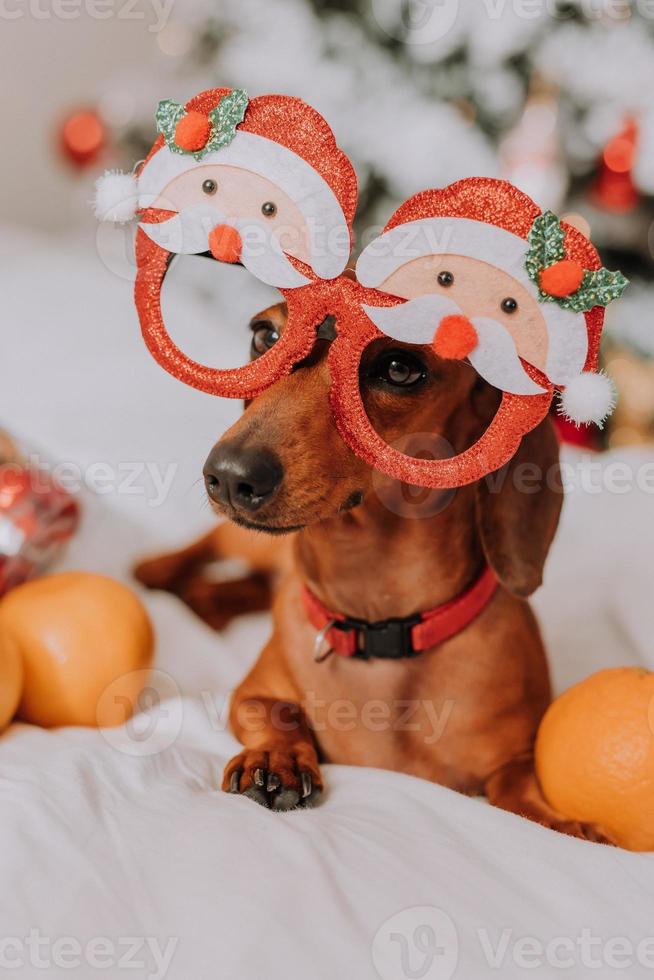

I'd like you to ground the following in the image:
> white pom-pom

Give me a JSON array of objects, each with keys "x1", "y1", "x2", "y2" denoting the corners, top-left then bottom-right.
[
  {"x1": 93, "y1": 170, "x2": 139, "y2": 223},
  {"x1": 558, "y1": 372, "x2": 617, "y2": 428}
]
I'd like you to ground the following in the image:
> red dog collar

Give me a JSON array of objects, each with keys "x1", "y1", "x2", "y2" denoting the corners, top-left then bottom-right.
[{"x1": 302, "y1": 566, "x2": 498, "y2": 661}]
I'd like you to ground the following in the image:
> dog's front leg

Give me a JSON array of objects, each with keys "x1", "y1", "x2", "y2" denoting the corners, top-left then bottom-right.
[
  {"x1": 485, "y1": 755, "x2": 614, "y2": 844},
  {"x1": 133, "y1": 527, "x2": 222, "y2": 593},
  {"x1": 222, "y1": 638, "x2": 322, "y2": 811}
]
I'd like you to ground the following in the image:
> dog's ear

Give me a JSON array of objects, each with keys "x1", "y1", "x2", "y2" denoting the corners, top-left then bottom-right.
[{"x1": 475, "y1": 416, "x2": 563, "y2": 597}]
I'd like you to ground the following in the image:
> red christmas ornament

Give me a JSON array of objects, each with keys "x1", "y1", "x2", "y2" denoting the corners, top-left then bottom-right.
[
  {"x1": 0, "y1": 465, "x2": 80, "y2": 596},
  {"x1": 59, "y1": 108, "x2": 106, "y2": 169},
  {"x1": 590, "y1": 119, "x2": 639, "y2": 214}
]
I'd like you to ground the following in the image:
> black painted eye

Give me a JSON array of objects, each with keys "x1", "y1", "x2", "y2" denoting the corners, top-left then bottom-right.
[
  {"x1": 501, "y1": 297, "x2": 518, "y2": 313},
  {"x1": 373, "y1": 351, "x2": 426, "y2": 388},
  {"x1": 250, "y1": 320, "x2": 279, "y2": 357},
  {"x1": 202, "y1": 179, "x2": 217, "y2": 195},
  {"x1": 437, "y1": 271, "x2": 454, "y2": 287},
  {"x1": 261, "y1": 201, "x2": 277, "y2": 217}
]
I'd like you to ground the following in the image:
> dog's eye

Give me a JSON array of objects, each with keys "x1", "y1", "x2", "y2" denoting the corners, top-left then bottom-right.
[
  {"x1": 501, "y1": 297, "x2": 518, "y2": 313},
  {"x1": 202, "y1": 179, "x2": 218, "y2": 195},
  {"x1": 250, "y1": 320, "x2": 279, "y2": 357},
  {"x1": 373, "y1": 351, "x2": 426, "y2": 388},
  {"x1": 261, "y1": 201, "x2": 277, "y2": 217}
]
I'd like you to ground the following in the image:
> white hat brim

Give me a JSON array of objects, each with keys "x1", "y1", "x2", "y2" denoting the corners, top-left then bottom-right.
[{"x1": 138, "y1": 131, "x2": 350, "y2": 280}]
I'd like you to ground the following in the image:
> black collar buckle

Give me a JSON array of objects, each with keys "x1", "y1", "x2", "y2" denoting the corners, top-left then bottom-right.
[{"x1": 333, "y1": 612, "x2": 422, "y2": 660}]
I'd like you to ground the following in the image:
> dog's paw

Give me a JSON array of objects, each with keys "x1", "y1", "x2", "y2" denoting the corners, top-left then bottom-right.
[
  {"x1": 222, "y1": 747, "x2": 323, "y2": 811},
  {"x1": 133, "y1": 554, "x2": 186, "y2": 592},
  {"x1": 540, "y1": 816, "x2": 616, "y2": 845}
]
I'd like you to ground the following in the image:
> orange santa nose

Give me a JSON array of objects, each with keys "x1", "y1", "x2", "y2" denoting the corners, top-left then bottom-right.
[
  {"x1": 208, "y1": 224, "x2": 242, "y2": 264},
  {"x1": 432, "y1": 314, "x2": 478, "y2": 360}
]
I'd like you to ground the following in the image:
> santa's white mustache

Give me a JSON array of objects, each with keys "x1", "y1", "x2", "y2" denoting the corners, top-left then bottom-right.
[
  {"x1": 139, "y1": 204, "x2": 310, "y2": 289},
  {"x1": 362, "y1": 293, "x2": 547, "y2": 397}
]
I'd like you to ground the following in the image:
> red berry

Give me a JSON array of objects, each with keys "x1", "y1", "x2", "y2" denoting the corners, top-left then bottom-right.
[
  {"x1": 539, "y1": 259, "x2": 585, "y2": 298},
  {"x1": 174, "y1": 112, "x2": 211, "y2": 152}
]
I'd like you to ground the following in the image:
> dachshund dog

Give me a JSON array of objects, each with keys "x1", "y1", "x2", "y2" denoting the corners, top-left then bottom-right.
[{"x1": 136, "y1": 301, "x2": 610, "y2": 841}]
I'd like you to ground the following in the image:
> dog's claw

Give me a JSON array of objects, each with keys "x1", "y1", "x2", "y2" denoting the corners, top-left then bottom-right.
[
  {"x1": 229, "y1": 770, "x2": 241, "y2": 793},
  {"x1": 253, "y1": 768, "x2": 265, "y2": 787},
  {"x1": 267, "y1": 773, "x2": 281, "y2": 792},
  {"x1": 301, "y1": 772, "x2": 312, "y2": 799}
]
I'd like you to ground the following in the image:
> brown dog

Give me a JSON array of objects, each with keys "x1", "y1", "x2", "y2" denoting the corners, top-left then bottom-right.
[{"x1": 136, "y1": 301, "x2": 609, "y2": 840}]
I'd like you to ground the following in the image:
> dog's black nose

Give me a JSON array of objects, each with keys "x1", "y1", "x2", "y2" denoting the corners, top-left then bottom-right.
[{"x1": 204, "y1": 443, "x2": 283, "y2": 512}]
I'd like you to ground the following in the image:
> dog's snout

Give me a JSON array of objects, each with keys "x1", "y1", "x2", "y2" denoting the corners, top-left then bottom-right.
[{"x1": 204, "y1": 443, "x2": 283, "y2": 513}]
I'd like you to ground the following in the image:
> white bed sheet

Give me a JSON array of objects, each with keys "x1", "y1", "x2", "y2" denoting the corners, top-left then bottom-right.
[{"x1": 1, "y1": 225, "x2": 653, "y2": 980}]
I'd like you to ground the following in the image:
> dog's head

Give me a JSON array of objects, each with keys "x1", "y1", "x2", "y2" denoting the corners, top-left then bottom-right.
[{"x1": 204, "y1": 301, "x2": 562, "y2": 596}]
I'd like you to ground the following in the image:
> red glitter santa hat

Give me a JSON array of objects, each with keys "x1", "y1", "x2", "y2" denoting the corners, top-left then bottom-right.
[
  {"x1": 94, "y1": 87, "x2": 357, "y2": 281},
  {"x1": 356, "y1": 179, "x2": 627, "y2": 426}
]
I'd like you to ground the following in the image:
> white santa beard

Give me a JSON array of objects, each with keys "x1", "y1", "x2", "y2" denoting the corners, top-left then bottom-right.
[
  {"x1": 362, "y1": 295, "x2": 546, "y2": 396},
  {"x1": 139, "y1": 205, "x2": 310, "y2": 289},
  {"x1": 468, "y1": 317, "x2": 547, "y2": 396},
  {"x1": 362, "y1": 294, "x2": 460, "y2": 344},
  {"x1": 240, "y1": 231, "x2": 310, "y2": 289}
]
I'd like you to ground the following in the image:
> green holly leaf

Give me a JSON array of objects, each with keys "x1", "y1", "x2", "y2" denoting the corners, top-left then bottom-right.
[
  {"x1": 557, "y1": 267, "x2": 630, "y2": 312},
  {"x1": 525, "y1": 209, "x2": 629, "y2": 311},
  {"x1": 525, "y1": 210, "x2": 566, "y2": 286},
  {"x1": 154, "y1": 89, "x2": 249, "y2": 160},
  {"x1": 155, "y1": 99, "x2": 186, "y2": 155},
  {"x1": 207, "y1": 88, "x2": 249, "y2": 154}
]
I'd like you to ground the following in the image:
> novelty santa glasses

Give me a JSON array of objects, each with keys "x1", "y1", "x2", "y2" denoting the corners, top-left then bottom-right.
[{"x1": 95, "y1": 87, "x2": 628, "y2": 489}]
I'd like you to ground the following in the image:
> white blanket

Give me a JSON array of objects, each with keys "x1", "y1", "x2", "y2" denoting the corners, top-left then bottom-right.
[{"x1": 1, "y1": 226, "x2": 653, "y2": 980}]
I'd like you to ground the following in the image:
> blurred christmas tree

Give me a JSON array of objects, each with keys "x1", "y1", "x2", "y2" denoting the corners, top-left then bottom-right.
[{"x1": 69, "y1": 0, "x2": 654, "y2": 443}]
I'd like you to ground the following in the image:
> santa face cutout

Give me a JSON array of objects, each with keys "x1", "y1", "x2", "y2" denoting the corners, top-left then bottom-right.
[
  {"x1": 361, "y1": 253, "x2": 550, "y2": 395},
  {"x1": 132, "y1": 89, "x2": 355, "y2": 289},
  {"x1": 357, "y1": 214, "x2": 594, "y2": 399},
  {"x1": 99, "y1": 87, "x2": 358, "y2": 401},
  {"x1": 95, "y1": 97, "x2": 628, "y2": 488},
  {"x1": 141, "y1": 163, "x2": 313, "y2": 288},
  {"x1": 344, "y1": 180, "x2": 626, "y2": 486}
]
